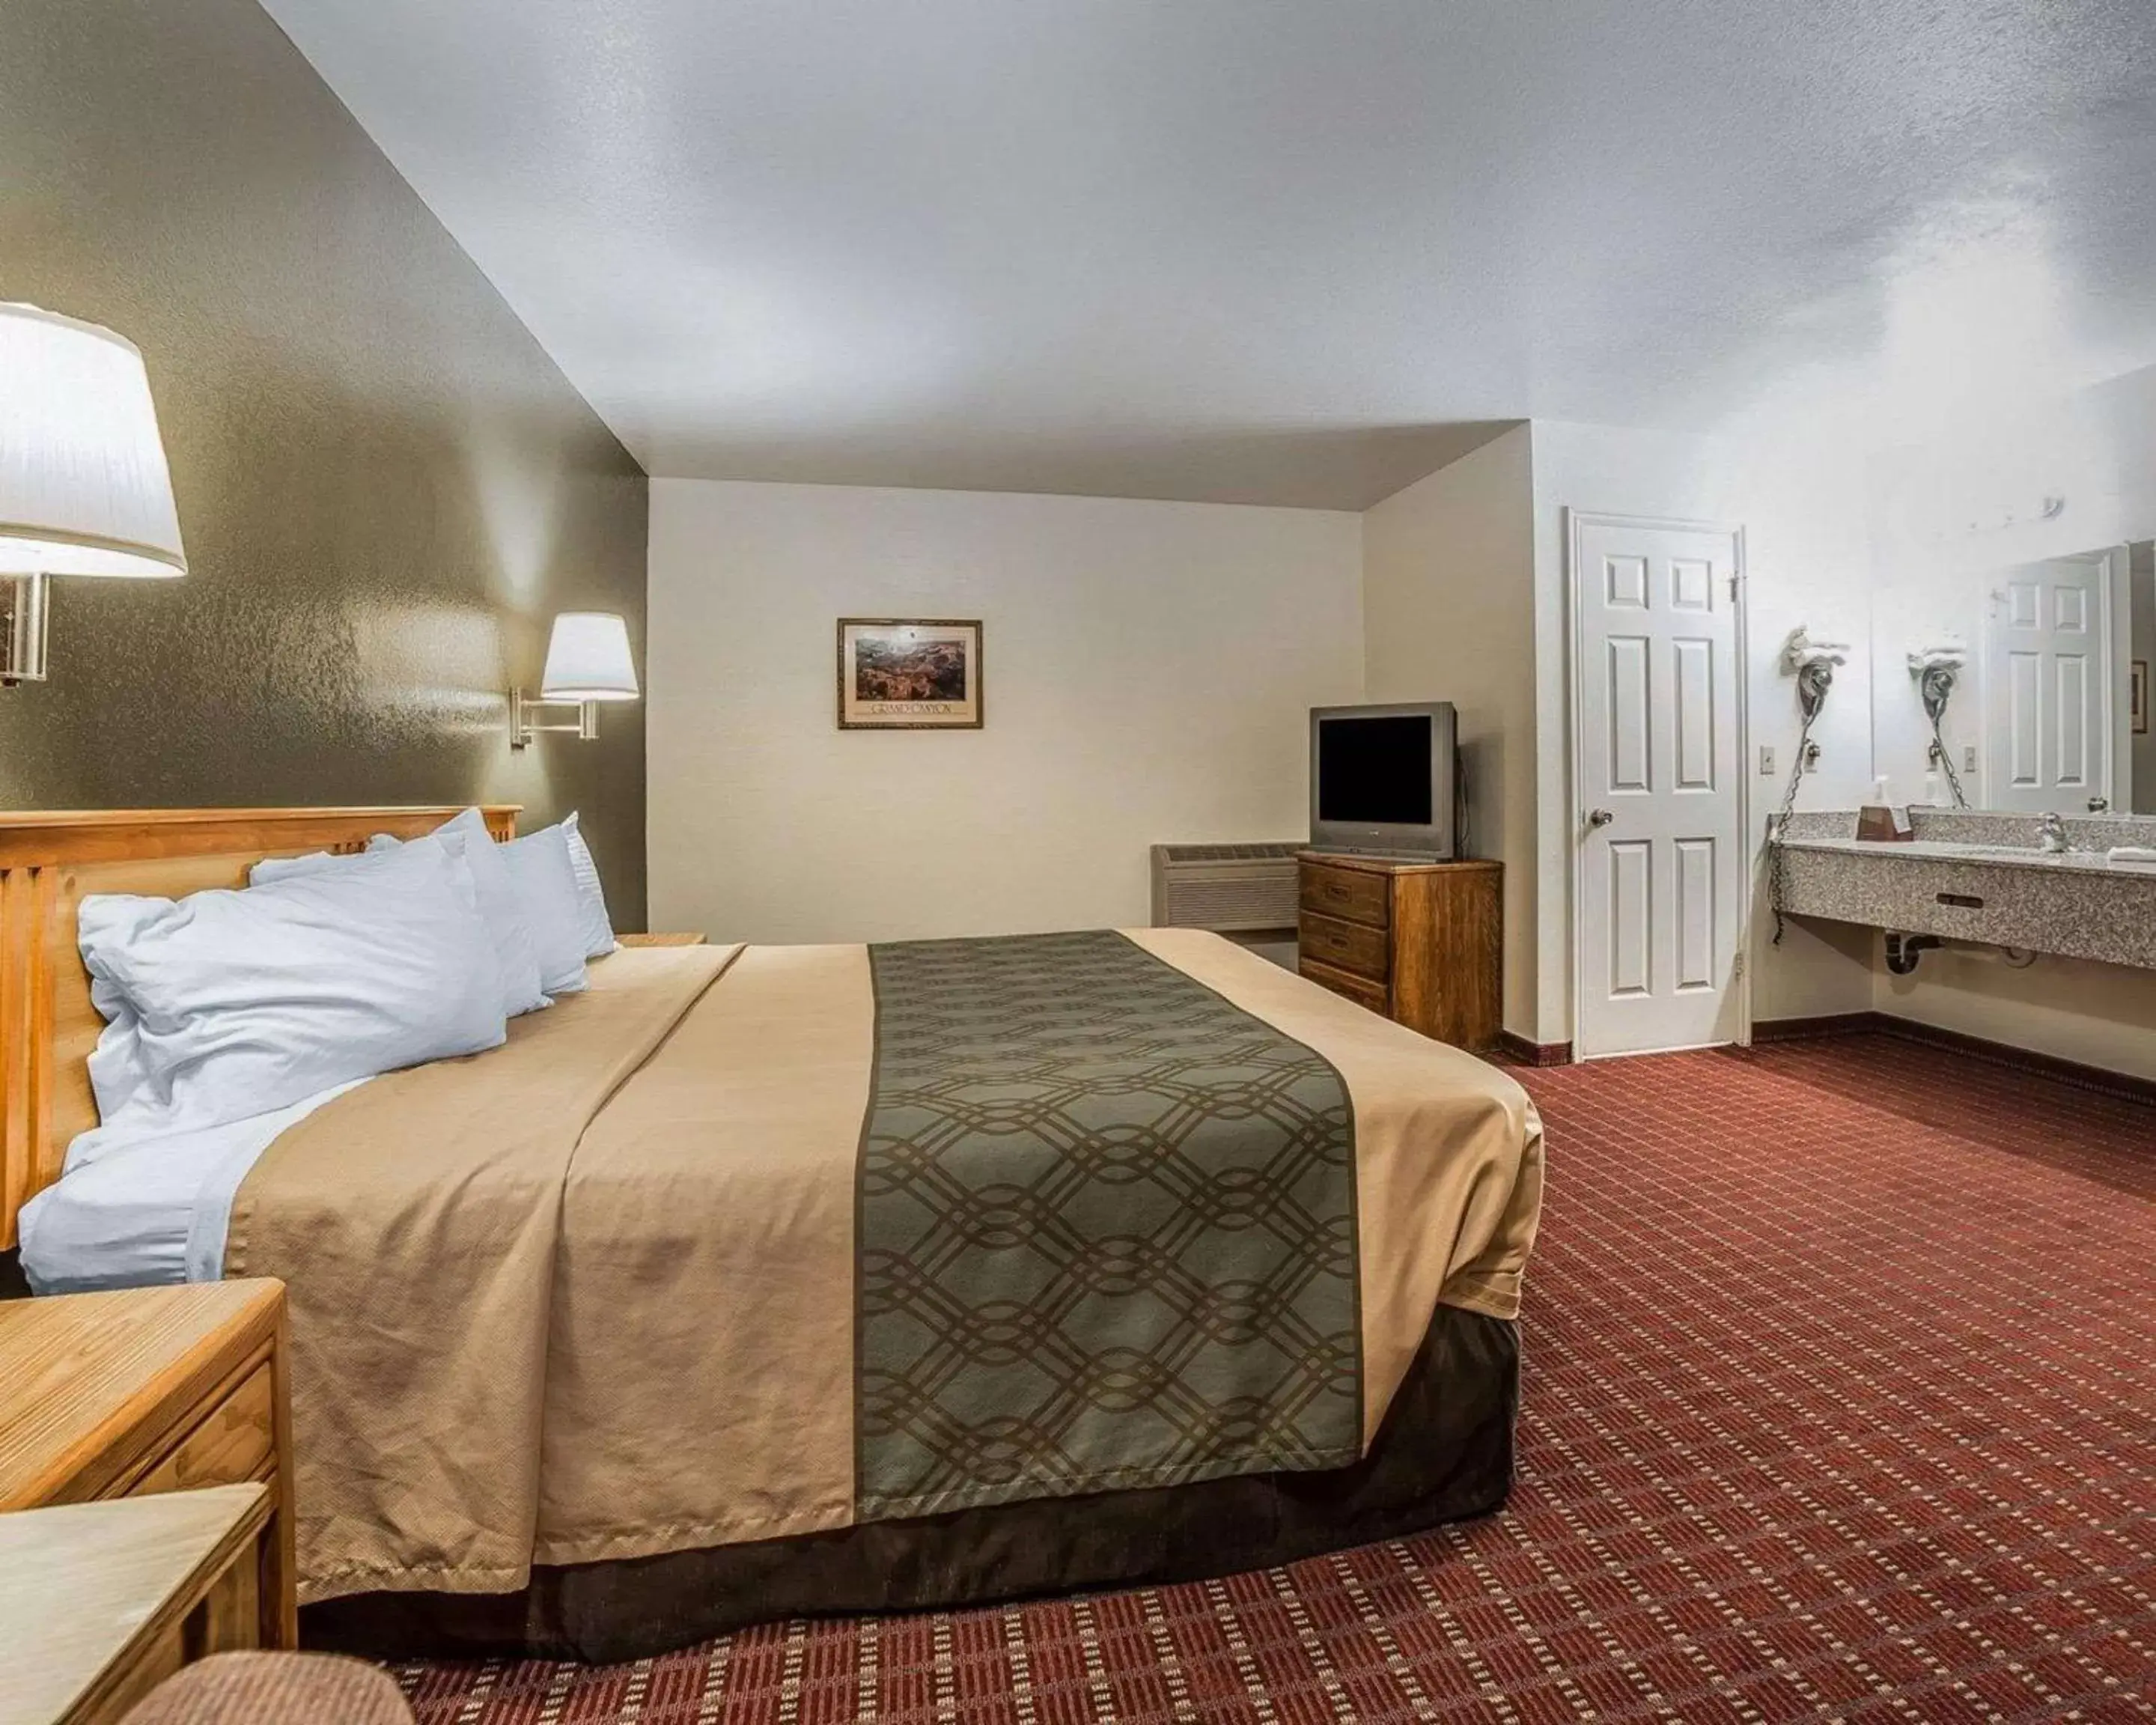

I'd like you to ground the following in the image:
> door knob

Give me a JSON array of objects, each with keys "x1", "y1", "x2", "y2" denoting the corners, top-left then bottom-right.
[{"x1": 1586, "y1": 808, "x2": 1614, "y2": 828}]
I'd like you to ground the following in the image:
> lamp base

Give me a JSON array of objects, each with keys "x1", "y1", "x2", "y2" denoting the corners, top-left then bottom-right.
[{"x1": 1, "y1": 574, "x2": 49, "y2": 685}]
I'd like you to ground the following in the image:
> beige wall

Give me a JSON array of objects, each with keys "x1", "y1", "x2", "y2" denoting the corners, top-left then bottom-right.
[
  {"x1": 1361, "y1": 427, "x2": 1541, "y2": 1041},
  {"x1": 0, "y1": 0, "x2": 648, "y2": 922},
  {"x1": 647, "y1": 479, "x2": 1362, "y2": 943},
  {"x1": 1875, "y1": 950, "x2": 2156, "y2": 1083}
]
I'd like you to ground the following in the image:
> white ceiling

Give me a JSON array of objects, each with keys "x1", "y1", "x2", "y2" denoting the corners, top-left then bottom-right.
[{"x1": 260, "y1": 0, "x2": 2156, "y2": 509}]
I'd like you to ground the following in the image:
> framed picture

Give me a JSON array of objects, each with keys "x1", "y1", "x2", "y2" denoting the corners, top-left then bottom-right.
[
  {"x1": 836, "y1": 618, "x2": 984, "y2": 729},
  {"x1": 2134, "y1": 659, "x2": 2149, "y2": 736}
]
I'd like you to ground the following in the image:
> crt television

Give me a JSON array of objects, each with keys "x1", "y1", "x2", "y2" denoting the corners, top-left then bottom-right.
[{"x1": 1309, "y1": 702, "x2": 1458, "y2": 858}]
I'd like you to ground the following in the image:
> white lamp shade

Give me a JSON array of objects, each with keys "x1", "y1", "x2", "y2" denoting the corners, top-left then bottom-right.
[
  {"x1": 0, "y1": 304, "x2": 186, "y2": 579},
  {"x1": 540, "y1": 611, "x2": 639, "y2": 701}
]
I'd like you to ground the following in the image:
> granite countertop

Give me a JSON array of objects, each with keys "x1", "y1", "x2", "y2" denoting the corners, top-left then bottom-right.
[{"x1": 1772, "y1": 835, "x2": 2155, "y2": 877}]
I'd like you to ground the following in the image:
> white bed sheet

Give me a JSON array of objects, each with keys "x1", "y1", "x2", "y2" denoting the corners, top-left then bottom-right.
[{"x1": 18, "y1": 1080, "x2": 364, "y2": 1295}]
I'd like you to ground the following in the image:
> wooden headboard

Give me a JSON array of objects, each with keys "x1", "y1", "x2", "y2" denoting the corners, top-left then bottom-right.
[{"x1": 0, "y1": 806, "x2": 520, "y2": 1250}]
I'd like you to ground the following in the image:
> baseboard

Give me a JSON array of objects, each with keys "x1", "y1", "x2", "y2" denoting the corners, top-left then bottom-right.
[
  {"x1": 1752, "y1": 1011, "x2": 2156, "y2": 1104},
  {"x1": 1750, "y1": 1011, "x2": 1888, "y2": 1042},
  {"x1": 1496, "y1": 1032, "x2": 1574, "y2": 1067}
]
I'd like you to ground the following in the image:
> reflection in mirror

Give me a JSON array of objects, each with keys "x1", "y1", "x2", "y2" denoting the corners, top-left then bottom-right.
[{"x1": 1871, "y1": 540, "x2": 2156, "y2": 816}]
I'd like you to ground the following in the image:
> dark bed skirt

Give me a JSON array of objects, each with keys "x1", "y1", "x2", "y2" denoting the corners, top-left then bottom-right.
[{"x1": 305, "y1": 1305, "x2": 1518, "y2": 1665}]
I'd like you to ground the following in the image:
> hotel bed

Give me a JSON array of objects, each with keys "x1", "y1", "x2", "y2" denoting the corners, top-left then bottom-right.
[{"x1": 1, "y1": 807, "x2": 1543, "y2": 1662}]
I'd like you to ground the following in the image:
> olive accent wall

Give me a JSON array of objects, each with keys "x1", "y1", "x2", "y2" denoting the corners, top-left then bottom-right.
[{"x1": 0, "y1": 0, "x2": 648, "y2": 925}]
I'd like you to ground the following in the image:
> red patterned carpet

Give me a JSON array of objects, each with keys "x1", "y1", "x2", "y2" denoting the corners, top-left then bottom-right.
[{"x1": 395, "y1": 1034, "x2": 2155, "y2": 1723}]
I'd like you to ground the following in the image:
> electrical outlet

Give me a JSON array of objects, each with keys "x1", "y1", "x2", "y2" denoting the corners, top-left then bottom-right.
[
  {"x1": 1964, "y1": 745, "x2": 1977, "y2": 772},
  {"x1": 1758, "y1": 745, "x2": 1776, "y2": 776}
]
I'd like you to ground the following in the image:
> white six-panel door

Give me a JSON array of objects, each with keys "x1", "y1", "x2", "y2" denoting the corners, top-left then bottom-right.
[
  {"x1": 1982, "y1": 552, "x2": 2119, "y2": 815},
  {"x1": 1573, "y1": 517, "x2": 1744, "y2": 1058}
]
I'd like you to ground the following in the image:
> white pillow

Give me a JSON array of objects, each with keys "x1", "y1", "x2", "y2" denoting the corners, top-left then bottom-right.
[
  {"x1": 252, "y1": 811, "x2": 549, "y2": 1018},
  {"x1": 496, "y1": 824, "x2": 590, "y2": 996},
  {"x1": 77, "y1": 837, "x2": 507, "y2": 1150},
  {"x1": 249, "y1": 850, "x2": 338, "y2": 883},
  {"x1": 367, "y1": 818, "x2": 587, "y2": 996},
  {"x1": 561, "y1": 812, "x2": 618, "y2": 958}
]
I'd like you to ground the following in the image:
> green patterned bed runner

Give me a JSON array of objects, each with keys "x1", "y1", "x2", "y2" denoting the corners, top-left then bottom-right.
[{"x1": 856, "y1": 929, "x2": 1359, "y2": 1520}]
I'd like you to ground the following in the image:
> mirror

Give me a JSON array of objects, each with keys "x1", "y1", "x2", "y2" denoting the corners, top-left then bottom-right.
[{"x1": 1869, "y1": 539, "x2": 2156, "y2": 815}]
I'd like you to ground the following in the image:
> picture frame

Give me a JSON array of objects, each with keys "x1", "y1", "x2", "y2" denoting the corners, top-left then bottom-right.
[
  {"x1": 836, "y1": 618, "x2": 984, "y2": 729},
  {"x1": 2134, "y1": 658, "x2": 2149, "y2": 736}
]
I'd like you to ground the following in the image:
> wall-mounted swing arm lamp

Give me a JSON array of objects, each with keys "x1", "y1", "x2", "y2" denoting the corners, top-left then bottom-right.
[
  {"x1": 510, "y1": 610, "x2": 639, "y2": 747},
  {"x1": 0, "y1": 304, "x2": 188, "y2": 684}
]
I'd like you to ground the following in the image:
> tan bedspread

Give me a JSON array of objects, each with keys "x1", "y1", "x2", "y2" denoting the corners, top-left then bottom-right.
[
  {"x1": 225, "y1": 946, "x2": 737, "y2": 1600},
  {"x1": 229, "y1": 931, "x2": 1541, "y2": 1603}
]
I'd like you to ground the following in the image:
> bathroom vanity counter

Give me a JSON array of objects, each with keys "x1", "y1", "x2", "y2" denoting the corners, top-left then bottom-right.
[
  {"x1": 1776, "y1": 834, "x2": 2156, "y2": 875},
  {"x1": 1773, "y1": 822, "x2": 2156, "y2": 970}
]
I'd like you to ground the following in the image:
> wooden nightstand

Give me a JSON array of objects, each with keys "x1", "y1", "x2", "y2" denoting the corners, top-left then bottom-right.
[
  {"x1": 0, "y1": 1484, "x2": 274, "y2": 1725},
  {"x1": 616, "y1": 931, "x2": 706, "y2": 947},
  {"x1": 0, "y1": 1282, "x2": 295, "y2": 1649}
]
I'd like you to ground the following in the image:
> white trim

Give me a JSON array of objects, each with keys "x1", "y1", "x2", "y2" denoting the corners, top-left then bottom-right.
[
  {"x1": 1565, "y1": 508, "x2": 1752, "y2": 1059},
  {"x1": 1733, "y1": 523, "x2": 1753, "y2": 1048},
  {"x1": 1574, "y1": 1038, "x2": 1732, "y2": 1062},
  {"x1": 2107, "y1": 544, "x2": 2132, "y2": 813}
]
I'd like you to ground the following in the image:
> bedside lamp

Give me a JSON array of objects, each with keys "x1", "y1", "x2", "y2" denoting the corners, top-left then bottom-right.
[
  {"x1": 0, "y1": 304, "x2": 188, "y2": 684},
  {"x1": 511, "y1": 610, "x2": 639, "y2": 746}
]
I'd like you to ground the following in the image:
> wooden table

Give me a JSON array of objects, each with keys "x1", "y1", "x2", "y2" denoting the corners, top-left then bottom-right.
[
  {"x1": 0, "y1": 1283, "x2": 295, "y2": 1649},
  {"x1": 615, "y1": 931, "x2": 707, "y2": 947},
  {"x1": 0, "y1": 1484, "x2": 273, "y2": 1725}
]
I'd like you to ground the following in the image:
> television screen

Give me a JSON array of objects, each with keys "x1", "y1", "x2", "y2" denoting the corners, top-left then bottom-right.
[{"x1": 1317, "y1": 714, "x2": 1433, "y2": 826}]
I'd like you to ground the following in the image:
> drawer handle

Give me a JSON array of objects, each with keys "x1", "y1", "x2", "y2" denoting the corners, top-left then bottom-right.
[{"x1": 1936, "y1": 892, "x2": 1984, "y2": 909}]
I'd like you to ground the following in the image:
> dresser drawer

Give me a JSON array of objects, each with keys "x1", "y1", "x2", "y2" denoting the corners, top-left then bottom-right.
[
  {"x1": 1300, "y1": 863, "x2": 1389, "y2": 929},
  {"x1": 1298, "y1": 910, "x2": 1390, "y2": 981},
  {"x1": 1299, "y1": 958, "x2": 1390, "y2": 1016},
  {"x1": 121, "y1": 1363, "x2": 275, "y2": 1500}
]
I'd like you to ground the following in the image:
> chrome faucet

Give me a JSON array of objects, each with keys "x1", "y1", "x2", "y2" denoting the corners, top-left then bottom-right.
[{"x1": 2037, "y1": 812, "x2": 2072, "y2": 854}]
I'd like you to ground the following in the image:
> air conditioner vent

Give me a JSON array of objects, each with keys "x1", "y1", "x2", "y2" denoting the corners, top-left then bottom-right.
[{"x1": 1150, "y1": 842, "x2": 1303, "y2": 933}]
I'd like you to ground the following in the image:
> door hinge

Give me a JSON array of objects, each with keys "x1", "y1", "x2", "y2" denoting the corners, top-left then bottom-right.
[
  {"x1": 1727, "y1": 573, "x2": 1742, "y2": 601},
  {"x1": 1732, "y1": 948, "x2": 1747, "y2": 983}
]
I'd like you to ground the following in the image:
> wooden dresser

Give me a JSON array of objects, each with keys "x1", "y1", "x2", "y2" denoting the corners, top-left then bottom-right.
[
  {"x1": 0, "y1": 1280, "x2": 296, "y2": 1651},
  {"x1": 1297, "y1": 852, "x2": 1502, "y2": 1050}
]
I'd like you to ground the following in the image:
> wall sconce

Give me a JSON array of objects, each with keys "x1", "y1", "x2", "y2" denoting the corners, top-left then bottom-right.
[
  {"x1": 0, "y1": 304, "x2": 188, "y2": 684},
  {"x1": 511, "y1": 610, "x2": 640, "y2": 747}
]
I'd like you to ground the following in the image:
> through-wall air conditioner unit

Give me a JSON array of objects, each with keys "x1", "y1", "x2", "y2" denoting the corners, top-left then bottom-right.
[{"x1": 1149, "y1": 842, "x2": 1303, "y2": 934}]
